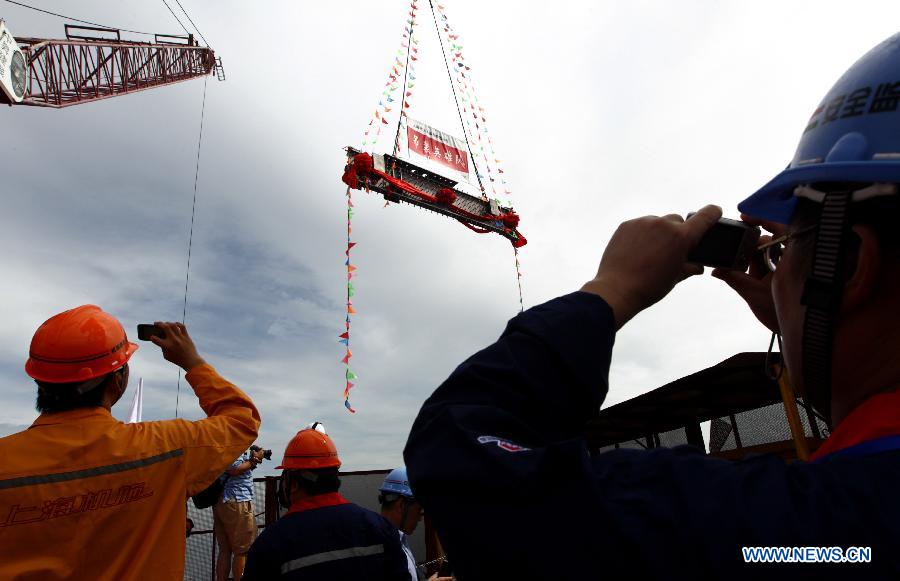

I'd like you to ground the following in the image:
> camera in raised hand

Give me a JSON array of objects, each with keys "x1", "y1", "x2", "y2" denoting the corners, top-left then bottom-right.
[
  {"x1": 136, "y1": 324, "x2": 165, "y2": 341},
  {"x1": 250, "y1": 445, "x2": 272, "y2": 461},
  {"x1": 686, "y1": 214, "x2": 760, "y2": 270}
]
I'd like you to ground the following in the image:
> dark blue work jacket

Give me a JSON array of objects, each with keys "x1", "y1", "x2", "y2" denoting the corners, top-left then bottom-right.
[
  {"x1": 404, "y1": 292, "x2": 900, "y2": 580},
  {"x1": 243, "y1": 493, "x2": 409, "y2": 580}
]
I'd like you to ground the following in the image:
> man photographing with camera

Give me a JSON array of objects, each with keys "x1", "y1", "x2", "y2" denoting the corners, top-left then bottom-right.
[
  {"x1": 215, "y1": 443, "x2": 270, "y2": 581},
  {"x1": 0, "y1": 310, "x2": 260, "y2": 580},
  {"x1": 405, "y1": 32, "x2": 900, "y2": 579}
]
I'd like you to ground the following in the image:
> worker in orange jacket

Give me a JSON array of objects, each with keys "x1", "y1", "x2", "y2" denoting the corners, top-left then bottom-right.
[{"x1": 0, "y1": 306, "x2": 261, "y2": 580}]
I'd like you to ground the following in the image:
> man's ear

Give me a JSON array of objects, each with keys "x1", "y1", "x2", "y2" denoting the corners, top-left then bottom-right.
[
  {"x1": 115, "y1": 371, "x2": 128, "y2": 397},
  {"x1": 841, "y1": 224, "x2": 882, "y2": 313},
  {"x1": 105, "y1": 371, "x2": 127, "y2": 406}
]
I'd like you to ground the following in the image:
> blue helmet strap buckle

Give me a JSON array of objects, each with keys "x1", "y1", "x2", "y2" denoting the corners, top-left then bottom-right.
[{"x1": 800, "y1": 190, "x2": 851, "y2": 427}]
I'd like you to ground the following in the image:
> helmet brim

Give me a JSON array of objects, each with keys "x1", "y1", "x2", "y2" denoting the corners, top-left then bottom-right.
[
  {"x1": 25, "y1": 341, "x2": 139, "y2": 383},
  {"x1": 740, "y1": 162, "x2": 900, "y2": 224}
]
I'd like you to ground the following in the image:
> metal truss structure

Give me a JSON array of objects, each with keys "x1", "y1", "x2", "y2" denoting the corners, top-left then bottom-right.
[{"x1": 1, "y1": 26, "x2": 215, "y2": 108}]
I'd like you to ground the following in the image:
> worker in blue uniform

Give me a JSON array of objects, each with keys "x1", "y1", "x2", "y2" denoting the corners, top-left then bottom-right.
[
  {"x1": 405, "y1": 33, "x2": 900, "y2": 580},
  {"x1": 378, "y1": 467, "x2": 452, "y2": 581},
  {"x1": 243, "y1": 423, "x2": 409, "y2": 580},
  {"x1": 379, "y1": 467, "x2": 423, "y2": 580}
]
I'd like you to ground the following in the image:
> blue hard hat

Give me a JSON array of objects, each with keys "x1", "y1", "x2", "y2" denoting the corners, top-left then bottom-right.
[
  {"x1": 739, "y1": 32, "x2": 900, "y2": 224},
  {"x1": 379, "y1": 467, "x2": 414, "y2": 499}
]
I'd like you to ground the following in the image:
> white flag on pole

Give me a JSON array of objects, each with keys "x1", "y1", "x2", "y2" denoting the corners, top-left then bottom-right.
[{"x1": 128, "y1": 377, "x2": 143, "y2": 423}]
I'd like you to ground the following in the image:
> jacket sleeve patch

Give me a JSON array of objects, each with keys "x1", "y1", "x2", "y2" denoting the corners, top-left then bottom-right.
[{"x1": 477, "y1": 435, "x2": 531, "y2": 453}]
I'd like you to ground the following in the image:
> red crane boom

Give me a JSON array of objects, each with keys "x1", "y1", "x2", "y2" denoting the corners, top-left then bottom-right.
[{"x1": 1, "y1": 24, "x2": 217, "y2": 108}]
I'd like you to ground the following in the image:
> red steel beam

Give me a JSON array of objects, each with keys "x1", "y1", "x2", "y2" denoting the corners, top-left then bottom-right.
[{"x1": 6, "y1": 37, "x2": 214, "y2": 108}]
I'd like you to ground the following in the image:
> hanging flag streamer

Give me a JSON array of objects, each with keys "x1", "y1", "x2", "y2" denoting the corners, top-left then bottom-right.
[
  {"x1": 434, "y1": 2, "x2": 514, "y2": 204},
  {"x1": 434, "y1": 5, "x2": 525, "y2": 305},
  {"x1": 392, "y1": 1, "x2": 420, "y2": 156},
  {"x1": 342, "y1": 186, "x2": 358, "y2": 413},
  {"x1": 363, "y1": 0, "x2": 421, "y2": 151},
  {"x1": 433, "y1": 5, "x2": 492, "y2": 196}
]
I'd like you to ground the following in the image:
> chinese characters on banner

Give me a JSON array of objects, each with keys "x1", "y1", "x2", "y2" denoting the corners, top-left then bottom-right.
[
  {"x1": 1, "y1": 22, "x2": 28, "y2": 103},
  {"x1": 0, "y1": 31, "x2": 11, "y2": 78},
  {"x1": 406, "y1": 117, "x2": 470, "y2": 177}
]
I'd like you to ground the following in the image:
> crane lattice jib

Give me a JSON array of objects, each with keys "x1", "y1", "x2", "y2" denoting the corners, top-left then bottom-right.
[{"x1": 4, "y1": 33, "x2": 215, "y2": 108}]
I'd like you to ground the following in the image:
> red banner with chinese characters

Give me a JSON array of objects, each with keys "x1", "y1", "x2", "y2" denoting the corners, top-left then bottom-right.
[{"x1": 406, "y1": 117, "x2": 469, "y2": 176}]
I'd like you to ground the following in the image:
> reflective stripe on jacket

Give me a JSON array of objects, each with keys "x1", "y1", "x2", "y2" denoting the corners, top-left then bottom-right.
[
  {"x1": 0, "y1": 363, "x2": 260, "y2": 580},
  {"x1": 243, "y1": 493, "x2": 410, "y2": 580}
]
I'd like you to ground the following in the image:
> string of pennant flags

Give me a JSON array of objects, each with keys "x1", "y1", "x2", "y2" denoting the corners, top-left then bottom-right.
[
  {"x1": 341, "y1": 186, "x2": 358, "y2": 413},
  {"x1": 434, "y1": 2, "x2": 523, "y2": 306},
  {"x1": 363, "y1": 1, "x2": 421, "y2": 150},
  {"x1": 393, "y1": 3, "x2": 421, "y2": 156},
  {"x1": 434, "y1": 2, "x2": 513, "y2": 205},
  {"x1": 347, "y1": 1, "x2": 422, "y2": 413}
]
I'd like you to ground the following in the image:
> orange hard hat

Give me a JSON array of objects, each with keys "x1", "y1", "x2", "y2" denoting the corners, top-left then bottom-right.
[
  {"x1": 25, "y1": 305, "x2": 138, "y2": 383},
  {"x1": 277, "y1": 428, "x2": 342, "y2": 470}
]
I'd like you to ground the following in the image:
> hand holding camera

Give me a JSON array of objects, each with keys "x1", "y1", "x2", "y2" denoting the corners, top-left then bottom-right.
[
  {"x1": 137, "y1": 322, "x2": 207, "y2": 372},
  {"x1": 711, "y1": 214, "x2": 785, "y2": 333},
  {"x1": 582, "y1": 205, "x2": 722, "y2": 328},
  {"x1": 250, "y1": 445, "x2": 272, "y2": 465}
]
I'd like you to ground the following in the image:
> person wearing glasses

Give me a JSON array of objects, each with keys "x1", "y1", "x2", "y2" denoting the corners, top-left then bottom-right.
[{"x1": 404, "y1": 33, "x2": 900, "y2": 579}]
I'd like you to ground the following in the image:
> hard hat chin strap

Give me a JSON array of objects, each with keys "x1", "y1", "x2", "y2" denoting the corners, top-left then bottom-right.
[
  {"x1": 399, "y1": 498, "x2": 411, "y2": 529},
  {"x1": 278, "y1": 471, "x2": 293, "y2": 509},
  {"x1": 799, "y1": 191, "x2": 852, "y2": 429}
]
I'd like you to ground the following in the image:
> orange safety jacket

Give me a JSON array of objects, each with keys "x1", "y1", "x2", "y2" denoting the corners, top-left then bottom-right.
[{"x1": 0, "y1": 363, "x2": 261, "y2": 580}]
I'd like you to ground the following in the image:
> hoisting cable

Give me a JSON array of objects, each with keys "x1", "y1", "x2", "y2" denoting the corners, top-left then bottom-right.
[
  {"x1": 1, "y1": 0, "x2": 157, "y2": 35},
  {"x1": 160, "y1": 0, "x2": 191, "y2": 37},
  {"x1": 172, "y1": 0, "x2": 210, "y2": 47},
  {"x1": 175, "y1": 75, "x2": 208, "y2": 417},
  {"x1": 426, "y1": 0, "x2": 485, "y2": 194}
]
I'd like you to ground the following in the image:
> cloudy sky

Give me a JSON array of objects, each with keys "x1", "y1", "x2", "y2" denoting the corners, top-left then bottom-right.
[{"x1": 1, "y1": 0, "x2": 899, "y2": 473}]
